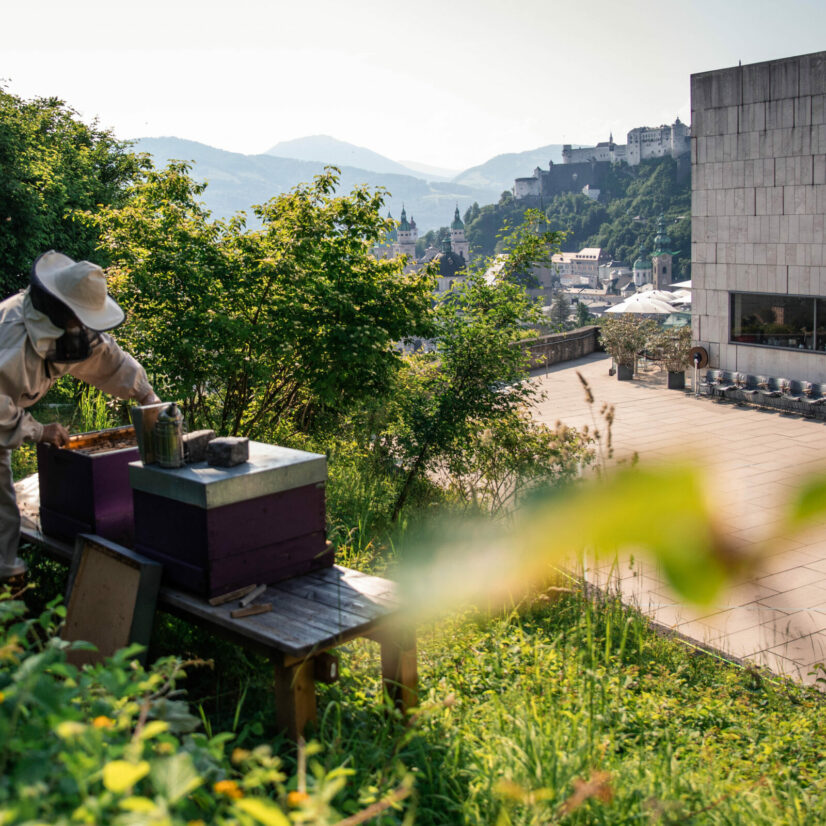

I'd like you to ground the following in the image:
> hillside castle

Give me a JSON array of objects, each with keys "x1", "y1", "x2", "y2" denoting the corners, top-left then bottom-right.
[{"x1": 514, "y1": 119, "x2": 690, "y2": 203}]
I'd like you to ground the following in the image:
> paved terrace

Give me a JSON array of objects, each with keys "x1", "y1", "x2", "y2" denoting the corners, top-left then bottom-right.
[{"x1": 531, "y1": 353, "x2": 826, "y2": 686}]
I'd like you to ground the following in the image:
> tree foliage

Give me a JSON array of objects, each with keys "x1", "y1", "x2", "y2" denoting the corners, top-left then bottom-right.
[
  {"x1": 85, "y1": 165, "x2": 434, "y2": 438},
  {"x1": 0, "y1": 87, "x2": 146, "y2": 296}
]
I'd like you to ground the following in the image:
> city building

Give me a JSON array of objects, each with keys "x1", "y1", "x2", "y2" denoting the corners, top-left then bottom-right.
[
  {"x1": 691, "y1": 51, "x2": 826, "y2": 381},
  {"x1": 551, "y1": 247, "x2": 608, "y2": 288}
]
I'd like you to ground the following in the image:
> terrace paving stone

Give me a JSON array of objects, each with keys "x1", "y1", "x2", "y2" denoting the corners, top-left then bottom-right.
[{"x1": 530, "y1": 352, "x2": 826, "y2": 685}]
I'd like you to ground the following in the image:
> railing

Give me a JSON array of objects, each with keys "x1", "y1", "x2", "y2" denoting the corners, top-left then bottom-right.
[{"x1": 516, "y1": 326, "x2": 601, "y2": 370}]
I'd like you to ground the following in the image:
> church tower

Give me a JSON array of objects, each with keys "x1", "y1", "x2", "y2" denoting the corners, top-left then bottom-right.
[
  {"x1": 450, "y1": 205, "x2": 470, "y2": 262},
  {"x1": 397, "y1": 206, "x2": 418, "y2": 259},
  {"x1": 651, "y1": 215, "x2": 673, "y2": 289}
]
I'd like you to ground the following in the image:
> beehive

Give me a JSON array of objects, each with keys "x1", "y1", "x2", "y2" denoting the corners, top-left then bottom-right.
[
  {"x1": 37, "y1": 425, "x2": 140, "y2": 546},
  {"x1": 129, "y1": 441, "x2": 330, "y2": 597}
]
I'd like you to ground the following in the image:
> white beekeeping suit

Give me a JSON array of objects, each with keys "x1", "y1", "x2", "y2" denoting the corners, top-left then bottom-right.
[{"x1": 0, "y1": 251, "x2": 160, "y2": 581}]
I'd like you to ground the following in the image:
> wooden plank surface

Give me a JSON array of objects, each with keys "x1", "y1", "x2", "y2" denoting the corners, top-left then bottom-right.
[{"x1": 16, "y1": 475, "x2": 403, "y2": 659}]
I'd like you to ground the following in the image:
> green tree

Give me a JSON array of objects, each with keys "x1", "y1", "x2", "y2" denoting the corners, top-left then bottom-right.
[
  {"x1": 548, "y1": 292, "x2": 569, "y2": 329},
  {"x1": 386, "y1": 269, "x2": 538, "y2": 520},
  {"x1": 85, "y1": 164, "x2": 434, "y2": 438},
  {"x1": 574, "y1": 300, "x2": 592, "y2": 327},
  {"x1": 0, "y1": 87, "x2": 146, "y2": 295},
  {"x1": 415, "y1": 226, "x2": 449, "y2": 257},
  {"x1": 382, "y1": 212, "x2": 565, "y2": 521}
]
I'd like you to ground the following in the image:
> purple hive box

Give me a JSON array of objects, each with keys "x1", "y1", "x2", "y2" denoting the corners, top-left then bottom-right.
[
  {"x1": 129, "y1": 442, "x2": 330, "y2": 598},
  {"x1": 37, "y1": 427, "x2": 140, "y2": 547}
]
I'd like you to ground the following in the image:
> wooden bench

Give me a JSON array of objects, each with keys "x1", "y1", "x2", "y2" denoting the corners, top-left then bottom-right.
[{"x1": 14, "y1": 475, "x2": 417, "y2": 740}]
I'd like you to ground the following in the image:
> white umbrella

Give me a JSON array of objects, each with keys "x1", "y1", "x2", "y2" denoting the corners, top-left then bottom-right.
[
  {"x1": 670, "y1": 279, "x2": 692, "y2": 289},
  {"x1": 633, "y1": 287, "x2": 679, "y2": 303},
  {"x1": 604, "y1": 295, "x2": 675, "y2": 314},
  {"x1": 669, "y1": 289, "x2": 692, "y2": 306}
]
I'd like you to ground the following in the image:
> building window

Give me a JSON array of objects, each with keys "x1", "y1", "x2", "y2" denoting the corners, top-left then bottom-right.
[{"x1": 730, "y1": 292, "x2": 826, "y2": 352}]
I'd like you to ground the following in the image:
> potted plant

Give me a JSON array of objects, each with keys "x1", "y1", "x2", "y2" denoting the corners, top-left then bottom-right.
[
  {"x1": 653, "y1": 325, "x2": 692, "y2": 389},
  {"x1": 598, "y1": 316, "x2": 658, "y2": 381}
]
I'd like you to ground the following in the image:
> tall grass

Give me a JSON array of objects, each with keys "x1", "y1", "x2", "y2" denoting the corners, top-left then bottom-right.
[{"x1": 75, "y1": 385, "x2": 115, "y2": 432}]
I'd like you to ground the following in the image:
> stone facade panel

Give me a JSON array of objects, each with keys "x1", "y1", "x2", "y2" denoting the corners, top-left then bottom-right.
[
  {"x1": 795, "y1": 96, "x2": 813, "y2": 127},
  {"x1": 740, "y1": 102, "x2": 766, "y2": 132},
  {"x1": 814, "y1": 94, "x2": 826, "y2": 125},
  {"x1": 767, "y1": 98, "x2": 795, "y2": 129},
  {"x1": 799, "y1": 53, "x2": 826, "y2": 97},
  {"x1": 742, "y1": 62, "x2": 771, "y2": 104},
  {"x1": 814, "y1": 154, "x2": 826, "y2": 185},
  {"x1": 799, "y1": 213, "x2": 815, "y2": 243},
  {"x1": 770, "y1": 59, "x2": 800, "y2": 100}
]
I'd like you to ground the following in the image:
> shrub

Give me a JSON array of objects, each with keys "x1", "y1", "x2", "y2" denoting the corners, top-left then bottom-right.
[
  {"x1": 598, "y1": 315, "x2": 659, "y2": 368},
  {"x1": 0, "y1": 592, "x2": 411, "y2": 825}
]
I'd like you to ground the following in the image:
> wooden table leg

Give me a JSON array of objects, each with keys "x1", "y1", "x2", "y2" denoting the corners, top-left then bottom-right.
[
  {"x1": 273, "y1": 656, "x2": 317, "y2": 740},
  {"x1": 376, "y1": 627, "x2": 418, "y2": 714}
]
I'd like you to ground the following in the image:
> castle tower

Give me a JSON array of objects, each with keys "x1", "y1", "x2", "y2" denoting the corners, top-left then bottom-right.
[
  {"x1": 397, "y1": 206, "x2": 418, "y2": 259},
  {"x1": 651, "y1": 215, "x2": 673, "y2": 289},
  {"x1": 450, "y1": 205, "x2": 470, "y2": 261}
]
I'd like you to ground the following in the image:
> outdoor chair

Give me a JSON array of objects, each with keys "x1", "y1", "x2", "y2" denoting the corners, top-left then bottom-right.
[
  {"x1": 738, "y1": 373, "x2": 760, "y2": 397},
  {"x1": 801, "y1": 382, "x2": 826, "y2": 409},
  {"x1": 716, "y1": 370, "x2": 738, "y2": 397},
  {"x1": 701, "y1": 369, "x2": 722, "y2": 396},
  {"x1": 782, "y1": 379, "x2": 809, "y2": 402},
  {"x1": 756, "y1": 376, "x2": 784, "y2": 398}
]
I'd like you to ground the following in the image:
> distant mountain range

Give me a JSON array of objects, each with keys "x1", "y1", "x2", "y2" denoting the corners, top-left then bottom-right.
[
  {"x1": 132, "y1": 136, "x2": 575, "y2": 232},
  {"x1": 454, "y1": 145, "x2": 568, "y2": 191},
  {"x1": 266, "y1": 135, "x2": 441, "y2": 179}
]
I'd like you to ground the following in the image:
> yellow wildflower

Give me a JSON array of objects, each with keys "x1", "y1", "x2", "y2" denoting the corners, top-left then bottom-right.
[
  {"x1": 287, "y1": 790, "x2": 309, "y2": 807},
  {"x1": 92, "y1": 716, "x2": 114, "y2": 729},
  {"x1": 213, "y1": 780, "x2": 243, "y2": 799}
]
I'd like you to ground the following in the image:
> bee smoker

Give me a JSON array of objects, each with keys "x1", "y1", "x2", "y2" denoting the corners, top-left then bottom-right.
[{"x1": 154, "y1": 403, "x2": 185, "y2": 468}]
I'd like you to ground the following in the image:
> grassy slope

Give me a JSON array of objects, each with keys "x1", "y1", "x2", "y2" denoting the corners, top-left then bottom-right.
[{"x1": 304, "y1": 589, "x2": 826, "y2": 825}]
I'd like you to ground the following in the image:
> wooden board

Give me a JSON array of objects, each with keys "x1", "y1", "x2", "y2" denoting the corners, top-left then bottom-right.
[{"x1": 63, "y1": 535, "x2": 162, "y2": 667}]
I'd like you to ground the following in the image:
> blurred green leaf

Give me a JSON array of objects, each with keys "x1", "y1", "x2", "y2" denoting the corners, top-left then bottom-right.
[
  {"x1": 149, "y1": 752, "x2": 202, "y2": 803},
  {"x1": 234, "y1": 797, "x2": 290, "y2": 825},
  {"x1": 787, "y1": 474, "x2": 826, "y2": 526}
]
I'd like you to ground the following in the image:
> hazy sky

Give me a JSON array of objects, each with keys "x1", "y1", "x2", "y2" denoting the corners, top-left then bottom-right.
[{"x1": 2, "y1": 0, "x2": 825, "y2": 170}]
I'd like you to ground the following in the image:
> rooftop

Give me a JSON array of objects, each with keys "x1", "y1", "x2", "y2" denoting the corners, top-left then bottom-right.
[{"x1": 531, "y1": 353, "x2": 826, "y2": 686}]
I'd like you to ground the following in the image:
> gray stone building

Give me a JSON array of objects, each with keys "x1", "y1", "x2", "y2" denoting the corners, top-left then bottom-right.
[{"x1": 691, "y1": 51, "x2": 826, "y2": 380}]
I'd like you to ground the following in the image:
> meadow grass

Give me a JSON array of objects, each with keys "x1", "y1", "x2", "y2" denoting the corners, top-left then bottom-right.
[{"x1": 17, "y1": 528, "x2": 826, "y2": 824}]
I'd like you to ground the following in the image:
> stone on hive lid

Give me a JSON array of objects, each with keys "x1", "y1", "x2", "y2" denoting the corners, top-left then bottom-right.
[
  {"x1": 206, "y1": 436, "x2": 249, "y2": 468},
  {"x1": 183, "y1": 430, "x2": 216, "y2": 463}
]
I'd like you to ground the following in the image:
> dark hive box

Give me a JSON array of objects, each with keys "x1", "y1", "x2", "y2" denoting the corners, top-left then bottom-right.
[
  {"x1": 129, "y1": 442, "x2": 330, "y2": 598},
  {"x1": 37, "y1": 426, "x2": 140, "y2": 546}
]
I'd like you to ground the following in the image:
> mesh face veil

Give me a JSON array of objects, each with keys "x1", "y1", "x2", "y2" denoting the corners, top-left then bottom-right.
[{"x1": 29, "y1": 281, "x2": 100, "y2": 363}]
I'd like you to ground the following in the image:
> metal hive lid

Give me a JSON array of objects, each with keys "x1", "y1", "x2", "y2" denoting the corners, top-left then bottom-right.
[{"x1": 129, "y1": 441, "x2": 327, "y2": 509}]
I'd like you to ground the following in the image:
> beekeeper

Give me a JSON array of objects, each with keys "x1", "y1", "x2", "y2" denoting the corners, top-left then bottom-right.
[{"x1": 0, "y1": 251, "x2": 161, "y2": 582}]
